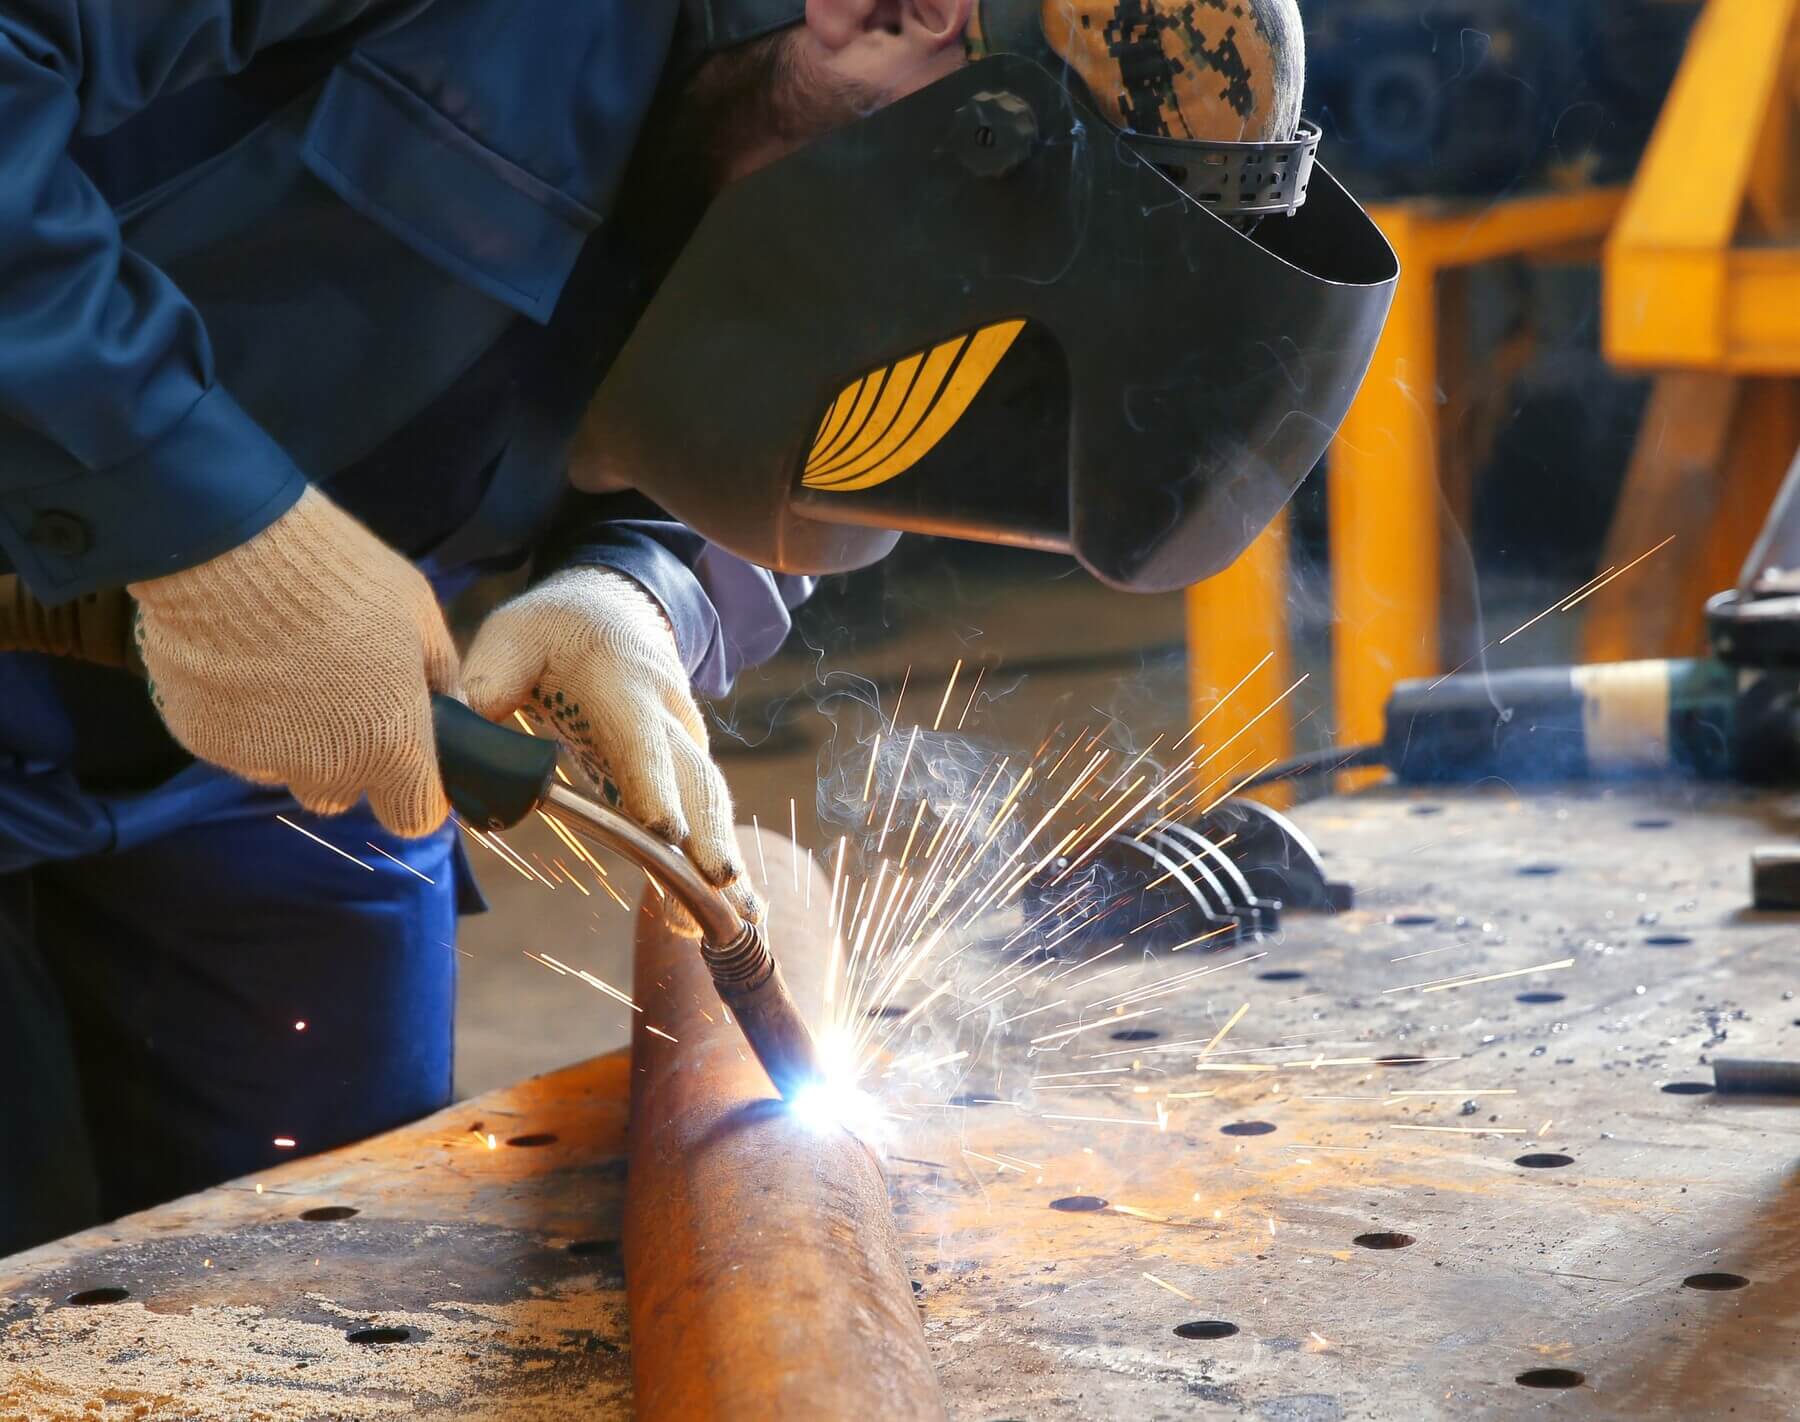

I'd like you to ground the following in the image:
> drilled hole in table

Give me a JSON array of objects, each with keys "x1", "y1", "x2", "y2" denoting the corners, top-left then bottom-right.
[
  {"x1": 1049, "y1": 1195, "x2": 1108, "y2": 1212},
  {"x1": 1632, "y1": 817, "x2": 1673, "y2": 829},
  {"x1": 1517, "y1": 864, "x2": 1560, "y2": 877},
  {"x1": 1375, "y1": 1055, "x2": 1431, "y2": 1068},
  {"x1": 1516, "y1": 1368, "x2": 1583, "y2": 1390},
  {"x1": 1515, "y1": 1153, "x2": 1574, "y2": 1169},
  {"x1": 911, "y1": 1279, "x2": 926, "y2": 1296},
  {"x1": 1645, "y1": 934, "x2": 1693, "y2": 947},
  {"x1": 867, "y1": 1003, "x2": 910, "y2": 1019},
  {"x1": 1353, "y1": 1231, "x2": 1415, "y2": 1250},
  {"x1": 506, "y1": 1133, "x2": 557, "y2": 1148},
  {"x1": 1220, "y1": 1121, "x2": 1277, "y2": 1137},
  {"x1": 566, "y1": 1239, "x2": 618, "y2": 1258},
  {"x1": 1682, "y1": 1272, "x2": 1749, "y2": 1291},
  {"x1": 1515, "y1": 991, "x2": 1565, "y2": 1004},
  {"x1": 1257, "y1": 970, "x2": 1306, "y2": 982},
  {"x1": 299, "y1": 1206, "x2": 359, "y2": 1222},
  {"x1": 1408, "y1": 804, "x2": 1443, "y2": 817},
  {"x1": 1110, "y1": 1028, "x2": 1160, "y2": 1042},
  {"x1": 948, "y1": 1094, "x2": 1005, "y2": 1107},
  {"x1": 1661, "y1": 1081, "x2": 1714, "y2": 1095},
  {"x1": 1174, "y1": 1320, "x2": 1239, "y2": 1340},
  {"x1": 1389, "y1": 913, "x2": 1436, "y2": 927},
  {"x1": 66, "y1": 1287, "x2": 128, "y2": 1306},
  {"x1": 346, "y1": 1327, "x2": 411, "y2": 1345}
]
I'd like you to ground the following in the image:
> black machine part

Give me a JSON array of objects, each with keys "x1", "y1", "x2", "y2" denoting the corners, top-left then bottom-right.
[
  {"x1": 1750, "y1": 845, "x2": 1800, "y2": 913},
  {"x1": 1027, "y1": 796, "x2": 1349, "y2": 953},
  {"x1": 1707, "y1": 443, "x2": 1800, "y2": 669},
  {"x1": 577, "y1": 53, "x2": 1396, "y2": 592},
  {"x1": 1712, "y1": 1057, "x2": 1800, "y2": 1097}
]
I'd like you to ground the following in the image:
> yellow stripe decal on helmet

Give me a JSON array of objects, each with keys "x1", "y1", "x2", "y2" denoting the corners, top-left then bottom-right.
[
  {"x1": 809, "y1": 351, "x2": 927, "y2": 477},
  {"x1": 802, "y1": 319, "x2": 1026, "y2": 492},
  {"x1": 810, "y1": 366, "x2": 887, "y2": 469},
  {"x1": 811, "y1": 375, "x2": 866, "y2": 460},
  {"x1": 806, "y1": 335, "x2": 967, "y2": 486}
]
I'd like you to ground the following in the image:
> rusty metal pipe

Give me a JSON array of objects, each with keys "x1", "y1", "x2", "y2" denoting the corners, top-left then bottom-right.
[{"x1": 624, "y1": 826, "x2": 946, "y2": 1422}]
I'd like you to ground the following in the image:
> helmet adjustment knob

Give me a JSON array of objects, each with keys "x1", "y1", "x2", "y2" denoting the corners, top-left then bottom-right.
[{"x1": 951, "y1": 90, "x2": 1038, "y2": 177}]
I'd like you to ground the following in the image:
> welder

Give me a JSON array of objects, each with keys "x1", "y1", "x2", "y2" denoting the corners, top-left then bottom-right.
[{"x1": 0, "y1": 0, "x2": 1394, "y2": 1256}]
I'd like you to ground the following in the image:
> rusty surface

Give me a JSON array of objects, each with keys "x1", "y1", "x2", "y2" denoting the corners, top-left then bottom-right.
[
  {"x1": 884, "y1": 784, "x2": 1800, "y2": 1418},
  {"x1": 7, "y1": 787, "x2": 1800, "y2": 1419},
  {"x1": 624, "y1": 827, "x2": 945, "y2": 1421},
  {"x1": 1, "y1": 1054, "x2": 634, "y2": 1419}
]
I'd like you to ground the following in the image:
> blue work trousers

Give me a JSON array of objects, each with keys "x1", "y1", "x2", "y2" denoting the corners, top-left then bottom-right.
[{"x1": 0, "y1": 787, "x2": 461, "y2": 1259}]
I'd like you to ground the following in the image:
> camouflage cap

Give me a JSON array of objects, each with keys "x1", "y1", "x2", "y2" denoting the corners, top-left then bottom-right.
[{"x1": 970, "y1": 0, "x2": 1304, "y2": 142}]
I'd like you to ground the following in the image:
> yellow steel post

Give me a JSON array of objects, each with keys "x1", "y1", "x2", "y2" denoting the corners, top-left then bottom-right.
[
  {"x1": 1605, "y1": 0, "x2": 1800, "y2": 371},
  {"x1": 1330, "y1": 206, "x2": 1441, "y2": 757},
  {"x1": 1185, "y1": 509, "x2": 1294, "y2": 807}
]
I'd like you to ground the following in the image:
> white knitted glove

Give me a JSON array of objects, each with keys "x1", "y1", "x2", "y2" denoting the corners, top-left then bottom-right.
[
  {"x1": 128, "y1": 486, "x2": 459, "y2": 837},
  {"x1": 462, "y1": 566, "x2": 760, "y2": 923}
]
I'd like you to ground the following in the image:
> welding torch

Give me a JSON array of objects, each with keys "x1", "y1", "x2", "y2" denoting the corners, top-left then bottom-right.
[{"x1": 0, "y1": 575, "x2": 824, "y2": 1100}]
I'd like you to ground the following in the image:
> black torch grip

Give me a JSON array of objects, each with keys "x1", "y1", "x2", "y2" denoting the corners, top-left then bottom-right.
[{"x1": 430, "y1": 693, "x2": 558, "y2": 830}]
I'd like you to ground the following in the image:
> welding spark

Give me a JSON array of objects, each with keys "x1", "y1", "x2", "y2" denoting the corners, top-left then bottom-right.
[
  {"x1": 957, "y1": 667, "x2": 986, "y2": 729},
  {"x1": 888, "y1": 666, "x2": 912, "y2": 730},
  {"x1": 526, "y1": 952, "x2": 640, "y2": 1012},
  {"x1": 276, "y1": 816, "x2": 373, "y2": 871},
  {"x1": 751, "y1": 815, "x2": 771, "y2": 886},
  {"x1": 934, "y1": 660, "x2": 964, "y2": 731},
  {"x1": 1142, "y1": 1272, "x2": 1197, "y2": 1301},
  {"x1": 364, "y1": 842, "x2": 435, "y2": 883},
  {"x1": 1390, "y1": 1124, "x2": 1525, "y2": 1135},
  {"x1": 1560, "y1": 534, "x2": 1677, "y2": 611},
  {"x1": 963, "y1": 1148, "x2": 1025, "y2": 1173},
  {"x1": 1388, "y1": 957, "x2": 1576, "y2": 994},
  {"x1": 876, "y1": 727, "x2": 921, "y2": 853},
  {"x1": 1388, "y1": 939, "x2": 1480, "y2": 964},
  {"x1": 1029, "y1": 1006, "x2": 1160, "y2": 1046},
  {"x1": 1195, "y1": 1003, "x2": 1250, "y2": 1064}
]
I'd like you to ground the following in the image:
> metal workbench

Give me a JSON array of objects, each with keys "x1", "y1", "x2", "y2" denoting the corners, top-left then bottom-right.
[{"x1": 4, "y1": 782, "x2": 1798, "y2": 1418}]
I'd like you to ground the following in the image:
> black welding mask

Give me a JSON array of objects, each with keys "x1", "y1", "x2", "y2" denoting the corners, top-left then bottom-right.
[{"x1": 576, "y1": 1, "x2": 1398, "y2": 592}]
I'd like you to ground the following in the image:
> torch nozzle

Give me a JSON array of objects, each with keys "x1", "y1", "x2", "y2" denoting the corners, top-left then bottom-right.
[{"x1": 539, "y1": 783, "x2": 822, "y2": 1099}]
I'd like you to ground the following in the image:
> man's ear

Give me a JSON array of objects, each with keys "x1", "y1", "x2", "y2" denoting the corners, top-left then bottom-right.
[
  {"x1": 805, "y1": 0, "x2": 974, "y2": 53},
  {"x1": 911, "y1": 0, "x2": 975, "y2": 49}
]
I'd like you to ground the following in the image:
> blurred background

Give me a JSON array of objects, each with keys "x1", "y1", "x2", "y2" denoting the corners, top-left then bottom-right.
[{"x1": 457, "y1": 0, "x2": 1800, "y2": 1095}]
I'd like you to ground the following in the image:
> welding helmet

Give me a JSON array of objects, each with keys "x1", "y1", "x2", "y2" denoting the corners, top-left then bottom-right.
[{"x1": 578, "y1": 1, "x2": 1397, "y2": 592}]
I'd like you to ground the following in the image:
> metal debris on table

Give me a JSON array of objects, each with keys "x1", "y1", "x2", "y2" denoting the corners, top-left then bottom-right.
[{"x1": 890, "y1": 784, "x2": 1800, "y2": 1418}]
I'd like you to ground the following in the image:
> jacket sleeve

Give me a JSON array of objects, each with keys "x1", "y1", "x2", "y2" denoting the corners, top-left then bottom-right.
[
  {"x1": 0, "y1": 1, "x2": 424, "y2": 599},
  {"x1": 537, "y1": 494, "x2": 814, "y2": 700}
]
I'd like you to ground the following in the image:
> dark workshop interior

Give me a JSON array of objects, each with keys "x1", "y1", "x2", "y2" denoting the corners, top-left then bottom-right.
[{"x1": 3, "y1": 1, "x2": 1798, "y2": 1418}]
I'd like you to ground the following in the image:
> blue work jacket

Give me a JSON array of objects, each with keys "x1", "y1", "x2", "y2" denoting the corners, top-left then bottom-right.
[
  {"x1": 0, "y1": 0, "x2": 811, "y2": 870},
  {"x1": 0, "y1": 0, "x2": 807, "y2": 697}
]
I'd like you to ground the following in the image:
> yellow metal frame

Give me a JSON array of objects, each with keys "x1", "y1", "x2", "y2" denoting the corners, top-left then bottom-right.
[
  {"x1": 1606, "y1": 0, "x2": 1800, "y2": 373},
  {"x1": 1189, "y1": 189, "x2": 1626, "y2": 777}
]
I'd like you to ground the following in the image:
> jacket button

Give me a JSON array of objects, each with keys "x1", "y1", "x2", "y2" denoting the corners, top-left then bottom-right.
[{"x1": 28, "y1": 510, "x2": 92, "y2": 557}]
